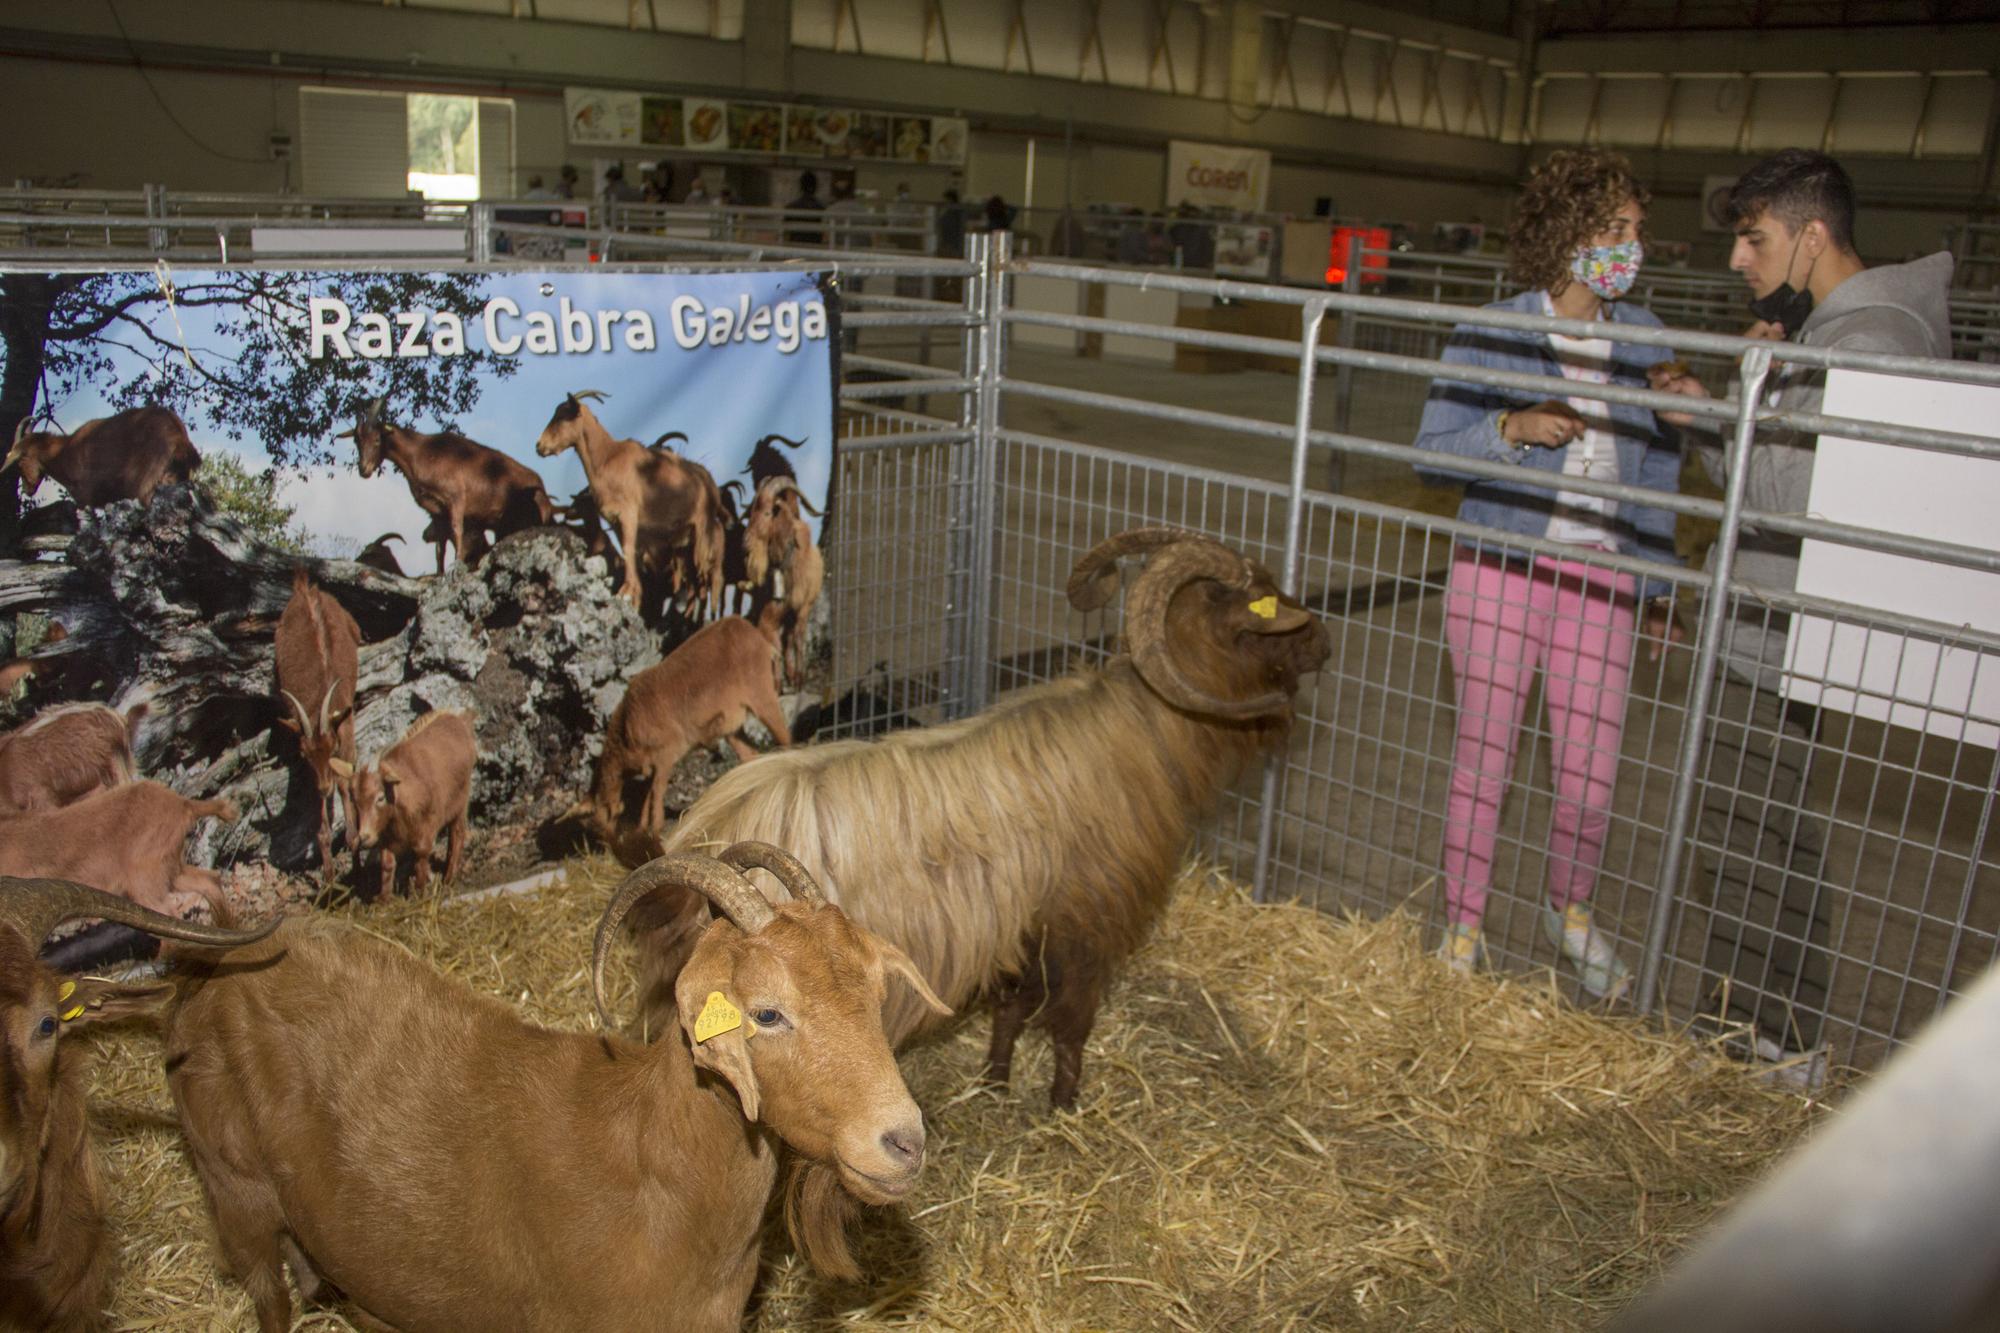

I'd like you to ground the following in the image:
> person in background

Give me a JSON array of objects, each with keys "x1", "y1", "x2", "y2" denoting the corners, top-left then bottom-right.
[
  {"x1": 602, "y1": 164, "x2": 639, "y2": 205},
  {"x1": 641, "y1": 162, "x2": 674, "y2": 204},
  {"x1": 1413, "y1": 147, "x2": 1700, "y2": 997},
  {"x1": 521, "y1": 174, "x2": 556, "y2": 201},
  {"x1": 824, "y1": 175, "x2": 872, "y2": 249},
  {"x1": 983, "y1": 194, "x2": 1014, "y2": 233},
  {"x1": 1671, "y1": 148, "x2": 1954, "y2": 1080},
  {"x1": 557, "y1": 164, "x2": 581, "y2": 200},
  {"x1": 937, "y1": 187, "x2": 966, "y2": 258},
  {"x1": 784, "y1": 170, "x2": 827, "y2": 245},
  {"x1": 683, "y1": 173, "x2": 712, "y2": 206}
]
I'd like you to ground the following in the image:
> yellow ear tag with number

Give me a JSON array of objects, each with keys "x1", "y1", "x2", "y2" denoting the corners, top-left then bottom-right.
[
  {"x1": 57, "y1": 980, "x2": 84, "y2": 1022},
  {"x1": 1247, "y1": 595, "x2": 1278, "y2": 620},
  {"x1": 694, "y1": 992, "x2": 742, "y2": 1044}
]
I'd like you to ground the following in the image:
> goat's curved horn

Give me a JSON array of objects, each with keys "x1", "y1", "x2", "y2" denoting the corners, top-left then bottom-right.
[
  {"x1": 281, "y1": 689, "x2": 314, "y2": 736},
  {"x1": 1066, "y1": 526, "x2": 1215, "y2": 613},
  {"x1": 1127, "y1": 540, "x2": 1291, "y2": 720},
  {"x1": 591, "y1": 854, "x2": 775, "y2": 1030},
  {"x1": 570, "y1": 389, "x2": 610, "y2": 403},
  {"x1": 365, "y1": 396, "x2": 386, "y2": 421},
  {"x1": 318, "y1": 680, "x2": 341, "y2": 737},
  {"x1": 718, "y1": 841, "x2": 828, "y2": 907},
  {"x1": 650, "y1": 430, "x2": 689, "y2": 450},
  {"x1": 762, "y1": 476, "x2": 823, "y2": 517},
  {"x1": 0, "y1": 876, "x2": 282, "y2": 953}
]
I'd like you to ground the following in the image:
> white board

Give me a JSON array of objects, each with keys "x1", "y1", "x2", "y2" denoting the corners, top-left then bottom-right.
[{"x1": 1783, "y1": 369, "x2": 2000, "y2": 748}]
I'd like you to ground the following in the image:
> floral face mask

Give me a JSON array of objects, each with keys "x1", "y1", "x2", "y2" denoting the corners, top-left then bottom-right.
[{"x1": 1569, "y1": 239, "x2": 1643, "y2": 301}]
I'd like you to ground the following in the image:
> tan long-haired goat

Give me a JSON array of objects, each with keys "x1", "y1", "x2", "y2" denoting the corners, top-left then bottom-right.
[
  {"x1": 628, "y1": 526, "x2": 1331, "y2": 1109},
  {"x1": 163, "y1": 843, "x2": 947, "y2": 1333}
]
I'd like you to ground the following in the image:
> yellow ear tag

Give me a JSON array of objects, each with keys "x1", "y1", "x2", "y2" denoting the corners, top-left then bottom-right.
[
  {"x1": 693, "y1": 992, "x2": 742, "y2": 1044},
  {"x1": 1247, "y1": 595, "x2": 1278, "y2": 620},
  {"x1": 57, "y1": 980, "x2": 76, "y2": 1002},
  {"x1": 60, "y1": 1004, "x2": 86, "y2": 1023}
]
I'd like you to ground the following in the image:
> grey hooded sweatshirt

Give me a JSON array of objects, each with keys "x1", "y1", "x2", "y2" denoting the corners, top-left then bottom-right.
[{"x1": 1691, "y1": 250, "x2": 1956, "y2": 689}]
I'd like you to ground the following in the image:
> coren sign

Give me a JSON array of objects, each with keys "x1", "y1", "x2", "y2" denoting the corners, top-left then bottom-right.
[{"x1": 1166, "y1": 140, "x2": 1271, "y2": 212}]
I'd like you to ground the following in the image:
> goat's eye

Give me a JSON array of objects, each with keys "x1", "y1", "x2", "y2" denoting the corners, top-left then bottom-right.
[
  {"x1": 35, "y1": 1015, "x2": 57, "y2": 1039},
  {"x1": 750, "y1": 1008, "x2": 786, "y2": 1029}
]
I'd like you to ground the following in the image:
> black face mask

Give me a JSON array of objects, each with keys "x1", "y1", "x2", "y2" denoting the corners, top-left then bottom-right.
[{"x1": 1747, "y1": 233, "x2": 1817, "y2": 337}]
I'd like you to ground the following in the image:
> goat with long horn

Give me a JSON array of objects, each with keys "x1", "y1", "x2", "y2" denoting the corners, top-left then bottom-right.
[{"x1": 622, "y1": 524, "x2": 1331, "y2": 1109}]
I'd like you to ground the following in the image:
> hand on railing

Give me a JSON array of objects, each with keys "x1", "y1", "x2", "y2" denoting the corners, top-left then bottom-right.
[
  {"x1": 1646, "y1": 361, "x2": 1712, "y2": 427},
  {"x1": 1743, "y1": 319, "x2": 1789, "y2": 342},
  {"x1": 1502, "y1": 400, "x2": 1587, "y2": 448}
]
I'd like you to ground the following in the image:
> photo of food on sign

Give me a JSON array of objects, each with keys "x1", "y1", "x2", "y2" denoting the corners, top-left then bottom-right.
[
  {"x1": 850, "y1": 113, "x2": 890, "y2": 159},
  {"x1": 930, "y1": 118, "x2": 966, "y2": 166},
  {"x1": 729, "y1": 102, "x2": 784, "y2": 153},
  {"x1": 784, "y1": 105, "x2": 821, "y2": 154},
  {"x1": 640, "y1": 96, "x2": 684, "y2": 147},
  {"x1": 0, "y1": 266, "x2": 838, "y2": 899},
  {"x1": 685, "y1": 98, "x2": 726, "y2": 149},
  {"x1": 892, "y1": 117, "x2": 930, "y2": 163},
  {"x1": 565, "y1": 88, "x2": 640, "y2": 146},
  {"x1": 816, "y1": 107, "x2": 853, "y2": 156}
]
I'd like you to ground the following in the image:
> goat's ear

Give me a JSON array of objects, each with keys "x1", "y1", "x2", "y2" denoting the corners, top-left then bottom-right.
[
  {"x1": 276, "y1": 717, "x2": 302, "y2": 734},
  {"x1": 58, "y1": 977, "x2": 174, "y2": 1029},
  {"x1": 875, "y1": 937, "x2": 952, "y2": 1017},
  {"x1": 675, "y1": 936, "x2": 761, "y2": 1122},
  {"x1": 328, "y1": 755, "x2": 355, "y2": 779},
  {"x1": 377, "y1": 760, "x2": 400, "y2": 790}
]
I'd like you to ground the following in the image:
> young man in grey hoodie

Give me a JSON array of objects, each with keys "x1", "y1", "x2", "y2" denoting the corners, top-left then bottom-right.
[{"x1": 1659, "y1": 149, "x2": 1955, "y2": 1075}]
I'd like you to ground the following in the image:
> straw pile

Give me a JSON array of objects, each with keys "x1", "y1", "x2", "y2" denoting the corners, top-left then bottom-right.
[{"x1": 78, "y1": 861, "x2": 1822, "y2": 1331}]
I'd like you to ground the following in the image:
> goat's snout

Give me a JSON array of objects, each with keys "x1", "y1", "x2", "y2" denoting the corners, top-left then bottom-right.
[{"x1": 879, "y1": 1119, "x2": 926, "y2": 1171}]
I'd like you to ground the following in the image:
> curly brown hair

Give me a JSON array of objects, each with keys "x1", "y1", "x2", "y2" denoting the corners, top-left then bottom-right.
[{"x1": 1506, "y1": 148, "x2": 1651, "y2": 295}]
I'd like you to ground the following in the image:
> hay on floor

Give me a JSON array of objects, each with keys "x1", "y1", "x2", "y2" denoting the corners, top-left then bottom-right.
[{"x1": 78, "y1": 861, "x2": 1821, "y2": 1331}]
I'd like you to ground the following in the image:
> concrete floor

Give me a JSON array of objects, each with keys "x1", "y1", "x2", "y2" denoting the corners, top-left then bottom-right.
[{"x1": 835, "y1": 335, "x2": 1998, "y2": 1071}]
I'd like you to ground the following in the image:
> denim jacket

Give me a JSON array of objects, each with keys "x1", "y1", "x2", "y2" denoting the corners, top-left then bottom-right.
[{"x1": 1412, "y1": 289, "x2": 1684, "y2": 602}]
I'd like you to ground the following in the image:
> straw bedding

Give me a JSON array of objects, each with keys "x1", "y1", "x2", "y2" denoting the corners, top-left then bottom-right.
[{"x1": 76, "y1": 860, "x2": 1822, "y2": 1331}]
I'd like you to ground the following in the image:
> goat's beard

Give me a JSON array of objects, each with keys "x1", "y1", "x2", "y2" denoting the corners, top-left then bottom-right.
[{"x1": 784, "y1": 1157, "x2": 862, "y2": 1281}]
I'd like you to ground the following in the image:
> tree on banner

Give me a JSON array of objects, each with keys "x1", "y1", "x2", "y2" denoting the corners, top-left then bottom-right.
[{"x1": 0, "y1": 270, "x2": 512, "y2": 555}]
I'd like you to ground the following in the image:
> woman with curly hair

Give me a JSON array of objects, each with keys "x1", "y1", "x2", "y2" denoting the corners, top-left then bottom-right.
[{"x1": 1414, "y1": 147, "x2": 1707, "y2": 995}]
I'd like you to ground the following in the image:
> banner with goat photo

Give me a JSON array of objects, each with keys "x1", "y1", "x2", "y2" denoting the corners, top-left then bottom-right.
[{"x1": 0, "y1": 266, "x2": 836, "y2": 930}]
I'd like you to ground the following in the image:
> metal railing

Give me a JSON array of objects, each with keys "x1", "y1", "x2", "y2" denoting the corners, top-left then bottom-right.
[{"x1": 2, "y1": 199, "x2": 1993, "y2": 1077}]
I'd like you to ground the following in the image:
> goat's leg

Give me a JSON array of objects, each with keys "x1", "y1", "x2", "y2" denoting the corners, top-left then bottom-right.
[
  {"x1": 725, "y1": 734, "x2": 758, "y2": 763},
  {"x1": 278, "y1": 1234, "x2": 340, "y2": 1310},
  {"x1": 1041, "y1": 941, "x2": 1111, "y2": 1112},
  {"x1": 172, "y1": 865, "x2": 231, "y2": 917},
  {"x1": 641, "y1": 760, "x2": 670, "y2": 834},
  {"x1": 315, "y1": 794, "x2": 334, "y2": 884},
  {"x1": 409, "y1": 847, "x2": 432, "y2": 895},
  {"x1": 444, "y1": 811, "x2": 467, "y2": 884},
  {"x1": 196, "y1": 1171, "x2": 294, "y2": 1333},
  {"x1": 617, "y1": 514, "x2": 644, "y2": 603},
  {"x1": 378, "y1": 848, "x2": 397, "y2": 899},
  {"x1": 983, "y1": 954, "x2": 1052, "y2": 1091}
]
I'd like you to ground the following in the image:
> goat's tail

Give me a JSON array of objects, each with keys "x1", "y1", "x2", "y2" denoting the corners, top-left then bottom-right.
[{"x1": 191, "y1": 796, "x2": 240, "y2": 824}]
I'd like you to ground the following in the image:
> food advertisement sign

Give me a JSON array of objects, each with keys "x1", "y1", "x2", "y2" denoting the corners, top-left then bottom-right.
[
  {"x1": 683, "y1": 98, "x2": 728, "y2": 151},
  {"x1": 565, "y1": 88, "x2": 641, "y2": 146},
  {"x1": 929, "y1": 117, "x2": 968, "y2": 166},
  {"x1": 640, "y1": 96, "x2": 684, "y2": 147},
  {"x1": 728, "y1": 102, "x2": 785, "y2": 155},
  {"x1": 0, "y1": 265, "x2": 838, "y2": 899}
]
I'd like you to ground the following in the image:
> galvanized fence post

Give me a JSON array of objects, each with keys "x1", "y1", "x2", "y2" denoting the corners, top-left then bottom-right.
[
  {"x1": 1327, "y1": 232, "x2": 1364, "y2": 493},
  {"x1": 941, "y1": 233, "x2": 991, "y2": 720},
  {"x1": 966, "y1": 229, "x2": 1010, "y2": 716},
  {"x1": 1253, "y1": 298, "x2": 1329, "y2": 903},
  {"x1": 470, "y1": 203, "x2": 493, "y2": 264},
  {"x1": 1634, "y1": 342, "x2": 1775, "y2": 1015}
]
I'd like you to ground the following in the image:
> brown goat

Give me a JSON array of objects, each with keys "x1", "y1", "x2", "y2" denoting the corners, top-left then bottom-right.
[
  {"x1": 0, "y1": 879, "x2": 278, "y2": 1333},
  {"x1": 0, "y1": 702, "x2": 144, "y2": 816},
  {"x1": 274, "y1": 566, "x2": 361, "y2": 878},
  {"x1": 534, "y1": 392, "x2": 724, "y2": 615},
  {"x1": 353, "y1": 711, "x2": 475, "y2": 897},
  {"x1": 3, "y1": 408, "x2": 200, "y2": 508},
  {"x1": 340, "y1": 398, "x2": 553, "y2": 574},
  {"x1": 164, "y1": 844, "x2": 946, "y2": 1333},
  {"x1": 0, "y1": 782, "x2": 239, "y2": 920},
  {"x1": 590, "y1": 617, "x2": 791, "y2": 836},
  {"x1": 352, "y1": 531, "x2": 406, "y2": 577},
  {"x1": 631, "y1": 527, "x2": 1331, "y2": 1109}
]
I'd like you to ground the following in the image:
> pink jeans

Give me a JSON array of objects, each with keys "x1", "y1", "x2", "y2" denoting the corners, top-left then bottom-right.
[{"x1": 1441, "y1": 547, "x2": 1639, "y2": 928}]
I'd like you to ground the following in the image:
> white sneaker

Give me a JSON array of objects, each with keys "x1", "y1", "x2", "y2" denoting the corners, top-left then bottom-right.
[
  {"x1": 1438, "y1": 921, "x2": 1484, "y2": 976},
  {"x1": 1752, "y1": 1034, "x2": 1830, "y2": 1095},
  {"x1": 1541, "y1": 903, "x2": 1632, "y2": 1000}
]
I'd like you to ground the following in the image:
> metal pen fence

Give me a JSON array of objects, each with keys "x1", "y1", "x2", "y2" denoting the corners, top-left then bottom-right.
[
  {"x1": 1, "y1": 196, "x2": 1992, "y2": 1076},
  {"x1": 831, "y1": 233, "x2": 2000, "y2": 1078}
]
